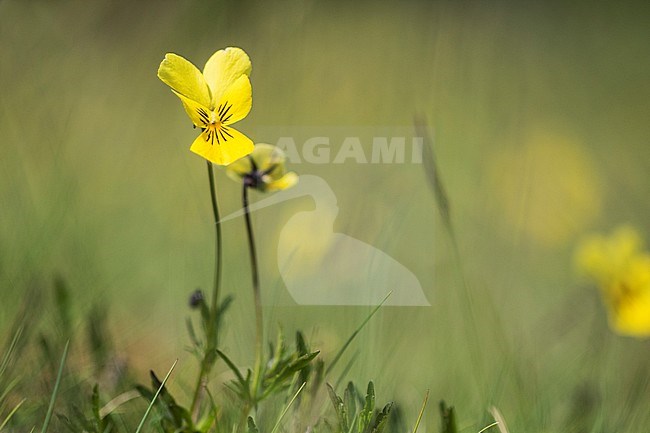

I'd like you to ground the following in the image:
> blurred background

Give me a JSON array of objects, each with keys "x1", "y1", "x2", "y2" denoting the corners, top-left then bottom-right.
[{"x1": 2, "y1": 0, "x2": 650, "y2": 431}]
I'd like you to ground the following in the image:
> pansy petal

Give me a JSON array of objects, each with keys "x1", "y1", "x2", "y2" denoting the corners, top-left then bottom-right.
[
  {"x1": 610, "y1": 291, "x2": 650, "y2": 337},
  {"x1": 158, "y1": 53, "x2": 211, "y2": 108},
  {"x1": 250, "y1": 143, "x2": 285, "y2": 173},
  {"x1": 216, "y1": 75, "x2": 252, "y2": 126},
  {"x1": 226, "y1": 155, "x2": 254, "y2": 179},
  {"x1": 172, "y1": 91, "x2": 211, "y2": 128},
  {"x1": 267, "y1": 172, "x2": 298, "y2": 191},
  {"x1": 190, "y1": 127, "x2": 254, "y2": 166},
  {"x1": 204, "y1": 47, "x2": 252, "y2": 107}
]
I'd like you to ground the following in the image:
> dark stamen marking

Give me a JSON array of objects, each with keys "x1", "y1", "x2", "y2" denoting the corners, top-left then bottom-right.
[
  {"x1": 262, "y1": 164, "x2": 279, "y2": 176},
  {"x1": 248, "y1": 155, "x2": 258, "y2": 172},
  {"x1": 219, "y1": 104, "x2": 232, "y2": 122},
  {"x1": 221, "y1": 128, "x2": 234, "y2": 139},
  {"x1": 197, "y1": 107, "x2": 209, "y2": 125}
]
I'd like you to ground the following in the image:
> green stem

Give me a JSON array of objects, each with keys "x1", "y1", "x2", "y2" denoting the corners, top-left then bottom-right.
[
  {"x1": 243, "y1": 184, "x2": 264, "y2": 407},
  {"x1": 190, "y1": 161, "x2": 223, "y2": 415}
]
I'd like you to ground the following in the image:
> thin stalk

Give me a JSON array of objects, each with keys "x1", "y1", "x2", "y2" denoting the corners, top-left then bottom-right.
[
  {"x1": 40, "y1": 340, "x2": 69, "y2": 433},
  {"x1": 243, "y1": 184, "x2": 264, "y2": 405},
  {"x1": 135, "y1": 360, "x2": 178, "y2": 433},
  {"x1": 207, "y1": 161, "x2": 223, "y2": 315},
  {"x1": 190, "y1": 161, "x2": 223, "y2": 415}
]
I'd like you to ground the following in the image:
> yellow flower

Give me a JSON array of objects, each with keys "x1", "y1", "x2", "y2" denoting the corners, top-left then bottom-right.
[
  {"x1": 226, "y1": 143, "x2": 298, "y2": 192},
  {"x1": 575, "y1": 226, "x2": 650, "y2": 337},
  {"x1": 157, "y1": 47, "x2": 254, "y2": 165}
]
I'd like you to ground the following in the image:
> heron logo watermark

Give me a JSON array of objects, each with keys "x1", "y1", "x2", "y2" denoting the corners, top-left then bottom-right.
[{"x1": 221, "y1": 174, "x2": 430, "y2": 307}]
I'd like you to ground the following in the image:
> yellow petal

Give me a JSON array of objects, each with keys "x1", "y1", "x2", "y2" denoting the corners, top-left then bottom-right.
[
  {"x1": 249, "y1": 143, "x2": 284, "y2": 172},
  {"x1": 158, "y1": 53, "x2": 211, "y2": 108},
  {"x1": 190, "y1": 127, "x2": 254, "y2": 166},
  {"x1": 226, "y1": 155, "x2": 254, "y2": 179},
  {"x1": 203, "y1": 47, "x2": 252, "y2": 107},
  {"x1": 171, "y1": 91, "x2": 213, "y2": 128},
  {"x1": 216, "y1": 75, "x2": 252, "y2": 126},
  {"x1": 267, "y1": 172, "x2": 298, "y2": 191},
  {"x1": 610, "y1": 290, "x2": 650, "y2": 337}
]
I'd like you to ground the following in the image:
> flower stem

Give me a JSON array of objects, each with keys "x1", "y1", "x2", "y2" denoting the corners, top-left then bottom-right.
[
  {"x1": 190, "y1": 161, "x2": 223, "y2": 415},
  {"x1": 243, "y1": 184, "x2": 264, "y2": 406},
  {"x1": 207, "y1": 161, "x2": 223, "y2": 316}
]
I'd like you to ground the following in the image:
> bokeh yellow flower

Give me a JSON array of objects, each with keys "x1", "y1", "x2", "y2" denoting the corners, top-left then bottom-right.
[
  {"x1": 226, "y1": 143, "x2": 298, "y2": 192},
  {"x1": 575, "y1": 226, "x2": 650, "y2": 337},
  {"x1": 157, "y1": 47, "x2": 254, "y2": 165},
  {"x1": 487, "y1": 129, "x2": 602, "y2": 247}
]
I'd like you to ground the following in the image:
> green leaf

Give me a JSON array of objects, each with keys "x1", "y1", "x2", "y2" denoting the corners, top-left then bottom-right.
[
  {"x1": 40, "y1": 339, "x2": 69, "y2": 433},
  {"x1": 439, "y1": 401, "x2": 457, "y2": 433},
  {"x1": 215, "y1": 295, "x2": 234, "y2": 327},
  {"x1": 245, "y1": 417, "x2": 258, "y2": 433},
  {"x1": 327, "y1": 383, "x2": 348, "y2": 433},
  {"x1": 195, "y1": 407, "x2": 216, "y2": 433},
  {"x1": 91, "y1": 385, "x2": 101, "y2": 424},
  {"x1": 186, "y1": 318, "x2": 201, "y2": 348},
  {"x1": 370, "y1": 402, "x2": 393, "y2": 433},
  {"x1": 216, "y1": 349, "x2": 249, "y2": 397},
  {"x1": 53, "y1": 276, "x2": 72, "y2": 336},
  {"x1": 135, "y1": 359, "x2": 178, "y2": 433},
  {"x1": 263, "y1": 351, "x2": 319, "y2": 398},
  {"x1": 344, "y1": 382, "x2": 357, "y2": 429},
  {"x1": 358, "y1": 382, "x2": 375, "y2": 433},
  {"x1": 310, "y1": 358, "x2": 325, "y2": 398},
  {"x1": 326, "y1": 293, "x2": 390, "y2": 376}
]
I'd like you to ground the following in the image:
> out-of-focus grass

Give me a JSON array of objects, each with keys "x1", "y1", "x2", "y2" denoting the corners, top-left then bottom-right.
[{"x1": 2, "y1": 0, "x2": 650, "y2": 431}]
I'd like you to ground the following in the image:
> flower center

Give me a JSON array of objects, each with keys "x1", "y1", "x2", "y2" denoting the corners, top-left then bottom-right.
[{"x1": 197, "y1": 103, "x2": 234, "y2": 146}]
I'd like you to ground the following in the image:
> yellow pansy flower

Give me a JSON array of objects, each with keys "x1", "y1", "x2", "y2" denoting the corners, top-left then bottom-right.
[
  {"x1": 157, "y1": 47, "x2": 254, "y2": 165},
  {"x1": 575, "y1": 226, "x2": 650, "y2": 337},
  {"x1": 226, "y1": 143, "x2": 298, "y2": 192}
]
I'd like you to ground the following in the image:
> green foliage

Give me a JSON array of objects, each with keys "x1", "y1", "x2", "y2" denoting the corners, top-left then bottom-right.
[
  {"x1": 217, "y1": 328, "x2": 319, "y2": 407},
  {"x1": 247, "y1": 416, "x2": 259, "y2": 433},
  {"x1": 41, "y1": 340, "x2": 69, "y2": 433},
  {"x1": 327, "y1": 381, "x2": 393, "y2": 433},
  {"x1": 438, "y1": 401, "x2": 457, "y2": 433},
  {"x1": 136, "y1": 370, "x2": 198, "y2": 433},
  {"x1": 57, "y1": 385, "x2": 118, "y2": 433}
]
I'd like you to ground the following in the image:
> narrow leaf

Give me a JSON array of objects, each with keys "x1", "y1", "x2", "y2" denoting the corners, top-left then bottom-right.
[
  {"x1": 410, "y1": 390, "x2": 429, "y2": 433},
  {"x1": 270, "y1": 382, "x2": 306, "y2": 433},
  {"x1": 326, "y1": 293, "x2": 390, "y2": 376},
  {"x1": 40, "y1": 340, "x2": 69, "y2": 433},
  {"x1": 134, "y1": 359, "x2": 178, "y2": 433}
]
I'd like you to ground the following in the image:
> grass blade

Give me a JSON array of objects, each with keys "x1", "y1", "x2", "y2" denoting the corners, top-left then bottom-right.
[
  {"x1": 99, "y1": 390, "x2": 141, "y2": 418},
  {"x1": 489, "y1": 407, "x2": 508, "y2": 433},
  {"x1": 270, "y1": 382, "x2": 306, "y2": 433},
  {"x1": 134, "y1": 359, "x2": 178, "y2": 433},
  {"x1": 325, "y1": 292, "x2": 391, "y2": 376},
  {"x1": 0, "y1": 326, "x2": 23, "y2": 382},
  {"x1": 414, "y1": 116, "x2": 451, "y2": 230},
  {"x1": 40, "y1": 340, "x2": 70, "y2": 433},
  {"x1": 216, "y1": 349, "x2": 248, "y2": 389},
  {"x1": 477, "y1": 422, "x2": 499, "y2": 433},
  {"x1": 0, "y1": 398, "x2": 26, "y2": 431},
  {"x1": 410, "y1": 390, "x2": 429, "y2": 433}
]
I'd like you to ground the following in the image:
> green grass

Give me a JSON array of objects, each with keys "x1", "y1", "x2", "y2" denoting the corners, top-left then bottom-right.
[{"x1": 2, "y1": 0, "x2": 650, "y2": 432}]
